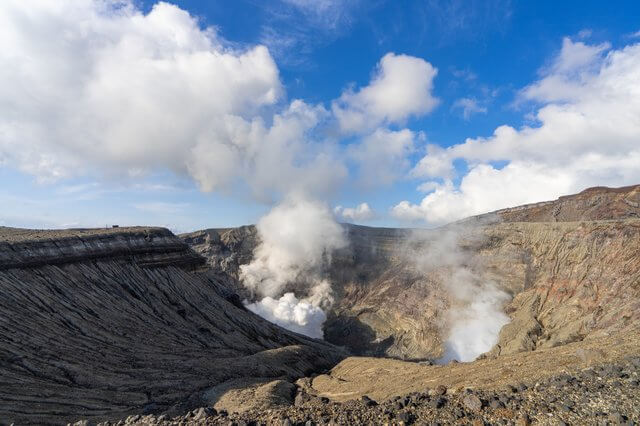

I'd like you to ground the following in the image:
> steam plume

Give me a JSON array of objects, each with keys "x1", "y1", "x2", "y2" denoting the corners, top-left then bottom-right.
[
  {"x1": 406, "y1": 225, "x2": 510, "y2": 362},
  {"x1": 245, "y1": 293, "x2": 327, "y2": 339},
  {"x1": 240, "y1": 196, "x2": 347, "y2": 338}
]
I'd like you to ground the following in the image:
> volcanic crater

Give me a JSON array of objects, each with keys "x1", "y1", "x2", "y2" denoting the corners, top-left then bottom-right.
[{"x1": 1, "y1": 185, "x2": 639, "y2": 425}]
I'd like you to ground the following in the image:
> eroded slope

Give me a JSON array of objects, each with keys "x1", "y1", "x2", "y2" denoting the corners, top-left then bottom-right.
[
  {"x1": 0, "y1": 227, "x2": 344, "y2": 425},
  {"x1": 181, "y1": 185, "x2": 640, "y2": 361}
]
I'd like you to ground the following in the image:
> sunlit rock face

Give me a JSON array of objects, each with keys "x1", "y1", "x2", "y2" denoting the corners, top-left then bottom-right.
[{"x1": 182, "y1": 185, "x2": 640, "y2": 361}]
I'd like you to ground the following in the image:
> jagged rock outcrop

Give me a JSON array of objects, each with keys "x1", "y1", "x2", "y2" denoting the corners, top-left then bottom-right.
[
  {"x1": 0, "y1": 227, "x2": 345, "y2": 425},
  {"x1": 181, "y1": 185, "x2": 640, "y2": 361},
  {"x1": 180, "y1": 226, "x2": 258, "y2": 278}
]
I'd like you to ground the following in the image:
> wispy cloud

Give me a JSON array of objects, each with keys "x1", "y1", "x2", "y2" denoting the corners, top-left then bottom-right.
[
  {"x1": 627, "y1": 29, "x2": 640, "y2": 39},
  {"x1": 451, "y1": 68, "x2": 477, "y2": 82},
  {"x1": 54, "y1": 181, "x2": 187, "y2": 201},
  {"x1": 452, "y1": 97, "x2": 487, "y2": 120},
  {"x1": 56, "y1": 182, "x2": 100, "y2": 195},
  {"x1": 416, "y1": 0, "x2": 512, "y2": 45},
  {"x1": 280, "y1": 0, "x2": 359, "y2": 30},
  {"x1": 577, "y1": 28, "x2": 593, "y2": 39},
  {"x1": 258, "y1": 0, "x2": 369, "y2": 66}
]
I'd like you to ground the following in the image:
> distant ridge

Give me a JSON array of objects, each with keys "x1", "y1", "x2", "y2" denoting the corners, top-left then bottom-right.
[{"x1": 461, "y1": 184, "x2": 640, "y2": 224}]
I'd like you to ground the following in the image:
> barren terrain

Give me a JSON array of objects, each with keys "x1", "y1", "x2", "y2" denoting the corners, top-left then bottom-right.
[
  {"x1": 1, "y1": 186, "x2": 639, "y2": 425},
  {"x1": 182, "y1": 185, "x2": 640, "y2": 361}
]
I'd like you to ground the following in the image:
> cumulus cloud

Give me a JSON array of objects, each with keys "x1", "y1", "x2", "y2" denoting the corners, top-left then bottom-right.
[
  {"x1": 0, "y1": 1, "x2": 273, "y2": 178},
  {"x1": 0, "y1": 0, "x2": 348, "y2": 201},
  {"x1": 394, "y1": 37, "x2": 640, "y2": 225},
  {"x1": 334, "y1": 203, "x2": 375, "y2": 222},
  {"x1": 452, "y1": 97, "x2": 487, "y2": 120},
  {"x1": 393, "y1": 163, "x2": 574, "y2": 224},
  {"x1": 349, "y1": 128, "x2": 419, "y2": 187},
  {"x1": 1, "y1": 0, "x2": 450, "y2": 208},
  {"x1": 0, "y1": 0, "x2": 446, "y2": 337},
  {"x1": 520, "y1": 37, "x2": 611, "y2": 103},
  {"x1": 186, "y1": 100, "x2": 347, "y2": 201},
  {"x1": 332, "y1": 53, "x2": 439, "y2": 133}
]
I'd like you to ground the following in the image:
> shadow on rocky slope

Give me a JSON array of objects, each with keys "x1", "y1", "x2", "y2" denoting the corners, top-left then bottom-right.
[{"x1": 0, "y1": 227, "x2": 345, "y2": 425}]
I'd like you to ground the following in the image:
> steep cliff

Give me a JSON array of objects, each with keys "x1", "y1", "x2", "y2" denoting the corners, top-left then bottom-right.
[
  {"x1": 483, "y1": 220, "x2": 640, "y2": 356},
  {"x1": 181, "y1": 185, "x2": 640, "y2": 361},
  {"x1": 0, "y1": 227, "x2": 344, "y2": 425}
]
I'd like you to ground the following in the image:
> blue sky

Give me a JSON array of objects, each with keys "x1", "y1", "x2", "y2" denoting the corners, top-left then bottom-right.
[{"x1": 1, "y1": 0, "x2": 640, "y2": 232}]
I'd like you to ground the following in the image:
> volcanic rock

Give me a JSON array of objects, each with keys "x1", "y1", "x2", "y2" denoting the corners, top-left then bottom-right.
[
  {"x1": 462, "y1": 394, "x2": 482, "y2": 411},
  {"x1": 0, "y1": 226, "x2": 344, "y2": 424},
  {"x1": 181, "y1": 185, "x2": 640, "y2": 361}
]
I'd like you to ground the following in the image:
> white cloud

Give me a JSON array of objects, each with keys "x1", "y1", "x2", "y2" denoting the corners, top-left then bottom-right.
[
  {"x1": 627, "y1": 30, "x2": 640, "y2": 39},
  {"x1": 0, "y1": 2, "x2": 442, "y2": 208},
  {"x1": 416, "y1": 181, "x2": 441, "y2": 193},
  {"x1": 0, "y1": 0, "x2": 348, "y2": 202},
  {"x1": 392, "y1": 164, "x2": 576, "y2": 224},
  {"x1": 394, "y1": 37, "x2": 640, "y2": 225},
  {"x1": 452, "y1": 97, "x2": 487, "y2": 120},
  {"x1": 56, "y1": 182, "x2": 101, "y2": 195},
  {"x1": 332, "y1": 53, "x2": 439, "y2": 133},
  {"x1": 520, "y1": 37, "x2": 610, "y2": 103},
  {"x1": 451, "y1": 68, "x2": 477, "y2": 81},
  {"x1": 280, "y1": 0, "x2": 358, "y2": 30},
  {"x1": 259, "y1": 0, "x2": 364, "y2": 66},
  {"x1": 334, "y1": 203, "x2": 375, "y2": 222},
  {"x1": 577, "y1": 29, "x2": 592, "y2": 39},
  {"x1": 348, "y1": 128, "x2": 418, "y2": 187},
  {"x1": 185, "y1": 100, "x2": 347, "y2": 201},
  {"x1": 410, "y1": 144, "x2": 455, "y2": 180}
]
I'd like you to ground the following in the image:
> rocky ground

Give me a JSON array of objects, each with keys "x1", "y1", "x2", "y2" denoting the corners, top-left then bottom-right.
[{"x1": 99, "y1": 355, "x2": 640, "y2": 425}]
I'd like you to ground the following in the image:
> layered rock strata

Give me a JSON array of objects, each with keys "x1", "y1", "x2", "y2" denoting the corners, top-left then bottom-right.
[
  {"x1": 0, "y1": 227, "x2": 344, "y2": 425},
  {"x1": 181, "y1": 185, "x2": 640, "y2": 360}
]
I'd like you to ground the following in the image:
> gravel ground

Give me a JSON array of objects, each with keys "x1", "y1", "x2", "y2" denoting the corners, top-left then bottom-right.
[{"x1": 96, "y1": 356, "x2": 640, "y2": 426}]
